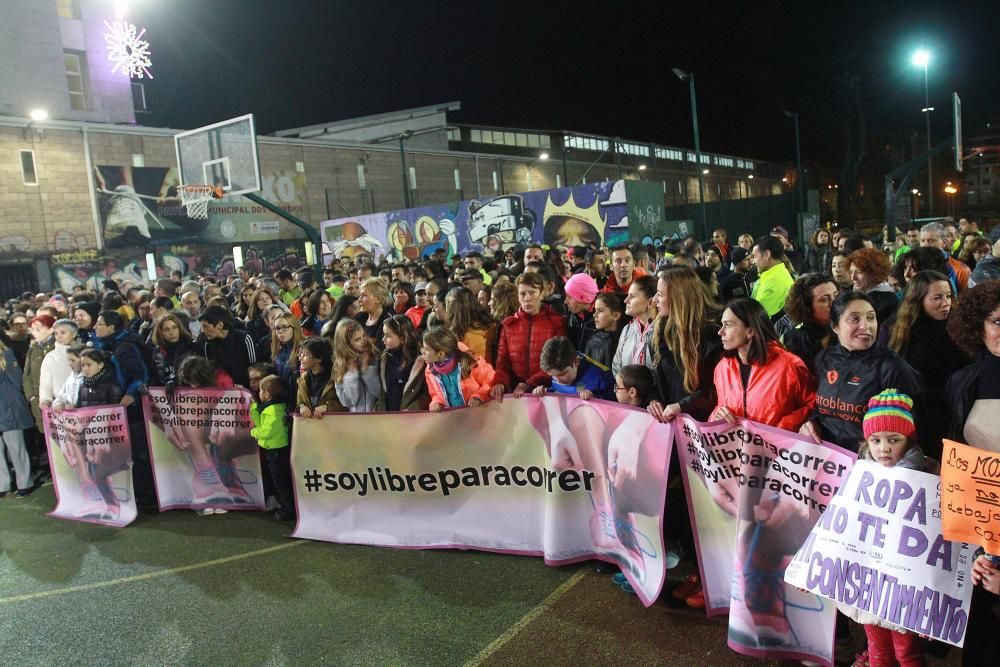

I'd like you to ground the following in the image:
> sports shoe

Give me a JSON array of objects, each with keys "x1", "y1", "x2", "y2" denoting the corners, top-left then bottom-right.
[
  {"x1": 672, "y1": 575, "x2": 701, "y2": 601},
  {"x1": 191, "y1": 464, "x2": 233, "y2": 505},
  {"x1": 14, "y1": 488, "x2": 33, "y2": 498},
  {"x1": 196, "y1": 508, "x2": 216, "y2": 516},
  {"x1": 685, "y1": 587, "x2": 705, "y2": 608},
  {"x1": 265, "y1": 495, "x2": 280, "y2": 512},
  {"x1": 78, "y1": 483, "x2": 112, "y2": 519},
  {"x1": 105, "y1": 185, "x2": 152, "y2": 238},
  {"x1": 588, "y1": 502, "x2": 621, "y2": 551},
  {"x1": 213, "y1": 507, "x2": 228, "y2": 515}
]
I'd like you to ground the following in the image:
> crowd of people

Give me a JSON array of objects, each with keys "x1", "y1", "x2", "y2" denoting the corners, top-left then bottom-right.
[{"x1": 2, "y1": 215, "x2": 999, "y2": 666}]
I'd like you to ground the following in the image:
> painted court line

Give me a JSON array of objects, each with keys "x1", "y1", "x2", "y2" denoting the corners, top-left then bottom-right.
[
  {"x1": 464, "y1": 568, "x2": 588, "y2": 666},
  {"x1": 0, "y1": 541, "x2": 304, "y2": 605}
]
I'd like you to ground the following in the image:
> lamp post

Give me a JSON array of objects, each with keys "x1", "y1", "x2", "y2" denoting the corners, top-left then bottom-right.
[
  {"x1": 912, "y1": 49, "x2": 933, "y2": 215},
  {"x1": 398, "y1": 130, "x2": 413, "y2": 209},
  {"x1": 782, "y1": 110, "x2": 804, "y2": 218},
  {"x1": 673, "y1": 68, "x2": 707, "y2": 239}
]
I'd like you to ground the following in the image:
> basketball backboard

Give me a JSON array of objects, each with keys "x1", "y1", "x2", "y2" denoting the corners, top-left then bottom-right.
[{"x1": 174, "y1": 114, "x2": 261, "y2": 196}]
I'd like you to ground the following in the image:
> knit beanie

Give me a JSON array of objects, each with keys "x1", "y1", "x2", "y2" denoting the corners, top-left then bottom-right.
[
  {"x1": 564, "y1": 273, "x2": 599, "y2": 305},
  {"x1": 75, "y1": 301, "x2": 101, "y2": 327},
  {"x1": 863, "y1": 389, "x2": 916, "y2": 441}
]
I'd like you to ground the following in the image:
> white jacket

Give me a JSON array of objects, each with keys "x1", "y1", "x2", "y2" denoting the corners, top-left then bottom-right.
[
  {"x1": 39, "y1": 343, "x2": 71, "y2": 405},
  {"x1": 53, "y1": 371, "x2": 84, "y2": 409}
]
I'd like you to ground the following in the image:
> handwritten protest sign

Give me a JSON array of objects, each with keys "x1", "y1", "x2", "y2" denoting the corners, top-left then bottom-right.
[
  {"x1": 675, "y1": 417, "x2": 855, "y2": 667},
  {"x1": 941, "y1": 439, "x2": 1000, "y2": 553},
  {"x1": 785, "y1": 459, "x2": 975, "y2": 647},
  {"x1": 42, "y1": 406, "x2": 137, "y2": 527}
]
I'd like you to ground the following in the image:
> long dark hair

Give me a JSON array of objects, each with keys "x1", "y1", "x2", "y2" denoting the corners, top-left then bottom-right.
[
  {"x1": 722, "y1": 299, "x2": 779, "y2": 365},
  {"x1": 888, "y1": 270, "x2": 951, "y2": 354},
  {"x1": 384, "y1": 314, "x2": 420, "y2": 370}
]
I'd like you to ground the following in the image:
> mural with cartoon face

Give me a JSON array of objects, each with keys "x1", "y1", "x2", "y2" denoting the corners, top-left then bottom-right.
[{"x1": 320, "y1": 180, "x2": 661, "y2": 263}]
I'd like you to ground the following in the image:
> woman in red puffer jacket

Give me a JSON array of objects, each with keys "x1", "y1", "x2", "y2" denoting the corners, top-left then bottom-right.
[{"x1": 489, "y1": 272, "x2": 568, "y2": 401}]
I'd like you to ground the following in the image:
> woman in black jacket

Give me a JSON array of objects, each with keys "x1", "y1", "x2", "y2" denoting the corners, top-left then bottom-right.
[
  {"x1": 944, "y1": 281, "x2": 1000, "y2": 667},
  {"x1": 151, "y1": 312, "x2": 200, "y2": 386},
  {"x1": 77, "y1": 349, "x2": 124, "y2": 407},
  {"x1": 799, "y1": 291, "x2": 923, "y2": 453},
  {"x1": 781, "y1": 273, "x2": 839, "y2": 376},
  {"x1": 647, "y1": 267, "x2": 723, "y2": 423},
  {"x1": 881, "y1": 271, "x2": 968, "y2": 458}
]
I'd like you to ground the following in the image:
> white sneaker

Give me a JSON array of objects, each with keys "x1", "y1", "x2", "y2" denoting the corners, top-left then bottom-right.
[
  {"x1": 196, "y1": 508, "x2": 216, "y2": 516},
  {"x1": 213, "y1": 507, "x2": 228, "y2": 515}
]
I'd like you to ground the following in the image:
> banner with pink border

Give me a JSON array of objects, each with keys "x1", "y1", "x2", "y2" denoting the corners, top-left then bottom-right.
[
  {"x1": 143, "y1": 387, "x2": 265, "y2": 512},
  {"x1": 290, "y1": 395, "x2": 672, "y2": 606},
  {"x1": 43, "y1": 406, "x2": 137, "y2": 527},
  {"x1": 675, "y1": 415, "x2": 856, "y2": 667}
]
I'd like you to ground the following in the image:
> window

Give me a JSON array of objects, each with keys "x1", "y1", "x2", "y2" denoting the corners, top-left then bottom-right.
[
  {"x1": 655, "y1": 148, "x2": 683, "y2": 161},
  {"x1": 20, "y1": 150, "x2": 38, "y2": 186},
  {"x1": 408, "y1": 167, "x2": 417, "y2": 190},
  {"x1": 527, "y1": 134, "x2": 540, "y2": 148},
  {"x1": 515, "y1": 133, "x2": 528, "y2": 147},
  {"x1": 503, "y1": 132, "x2": 516, "y2": 146},
  {"x1": 447, "y1": 128, "x2": 461, "y2": 142},
  {"x1": 56, "y1": 0, "x2": 80, "y2": 19},
  {"x1": 64, "y1": 51, "x2": 87, "y2": 111},
  {"x1": 618, "y1": 142, "x2": 649, "y2": 157},
  {"x1": 540, "y1": 135, "x2": 551, "y2": 149},
  {"x1": 131, "y1": 82, "x2": 148, "y2": 112},
  {"x1": 470, "y1": 129, "x2": 482, "y2": 143},
  {"x1": 357, "y1": 164, "x2": 367, "y2": 189}
]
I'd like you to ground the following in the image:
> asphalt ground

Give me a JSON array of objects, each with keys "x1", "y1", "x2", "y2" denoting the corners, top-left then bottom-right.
[{"x1": 0, "y1": 483, "x2": 964, "y2": 666}]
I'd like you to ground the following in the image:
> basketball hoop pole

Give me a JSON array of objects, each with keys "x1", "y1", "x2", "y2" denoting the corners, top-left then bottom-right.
[{"x1": 244, "y1": 193, "x2": 324, "y2": 274}]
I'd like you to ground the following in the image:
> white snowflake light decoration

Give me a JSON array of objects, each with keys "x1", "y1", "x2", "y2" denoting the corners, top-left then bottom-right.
[{"x1": 104, "y1": 20, "x2": 153, "y2": 79}]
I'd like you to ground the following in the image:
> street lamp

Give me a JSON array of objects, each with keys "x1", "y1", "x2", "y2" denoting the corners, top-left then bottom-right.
[
  {"x1": 782, "y1": 110, "x2": 804, "y2": 217},
  {"x1": 911, "y1": 48, "x2": 934, "y2": 214},
  {"x1": 673, "y1": 67, "x2": 707, "y2": 239},
  {"x1": 944, "y1": 182, "x2": 958, "y2": 217}
]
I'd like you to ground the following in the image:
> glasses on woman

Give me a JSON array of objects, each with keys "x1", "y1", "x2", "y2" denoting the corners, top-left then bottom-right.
[{"x1": 274, "y1": 324, "x2": 292, "y2": 332}]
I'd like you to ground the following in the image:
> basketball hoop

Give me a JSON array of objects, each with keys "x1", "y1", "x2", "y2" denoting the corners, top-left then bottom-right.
[{"x1": 177, "y1": 184, "x2": 222, "y2": 219}]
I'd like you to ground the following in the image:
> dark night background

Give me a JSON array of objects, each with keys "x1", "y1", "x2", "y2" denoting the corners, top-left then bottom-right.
[{"x1": 132, "y1": 0, "x2": 998, "y2": 167}]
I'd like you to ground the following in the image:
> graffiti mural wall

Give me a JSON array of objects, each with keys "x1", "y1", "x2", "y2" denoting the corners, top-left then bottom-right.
[
  {"x1": 320, "y1": 180, "x2": 668, "y2": 262},
  {"x1": 95, "y1": 166, "x2": 308, "y2": 248},
  {"x1": 49, "y1": 242, "x2": 308, "y2": 292}
]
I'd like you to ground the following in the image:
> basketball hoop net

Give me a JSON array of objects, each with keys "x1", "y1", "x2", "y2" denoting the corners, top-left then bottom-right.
[{"x1": 177, "y1": 184, "x2": 222, "y2": 219}]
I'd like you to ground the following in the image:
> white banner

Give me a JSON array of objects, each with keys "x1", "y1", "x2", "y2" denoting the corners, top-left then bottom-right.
[
  {"x1": 291, "y1": 396, "x2": 672, "y2": 605},
  {"x1": 144, "y1": 387, "x2": 265, "y2": 512}
]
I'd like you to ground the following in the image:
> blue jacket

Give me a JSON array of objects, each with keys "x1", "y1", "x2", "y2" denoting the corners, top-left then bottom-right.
[
  {"x1": 93, "y1": 330, "x2": 148, "y2": 400},
  {"x1": 548, "y1": 354, "x2": 615, "y2": 401},
  {"x1": 0, "y1": 349, "x2": 36, "y2": 431}
]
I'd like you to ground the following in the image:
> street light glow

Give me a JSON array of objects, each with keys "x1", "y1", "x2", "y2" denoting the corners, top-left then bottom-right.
[
  {"x1": 702, "y1": 169, "x2": 709, "y2": 175},
  {"x1": 911, "y1": 49, "x2": 931, "y2": 68},
  {"x1": 538, "y1": 152, "x2": 549, "y2": 160},
  {"x1": 29, "y1": 108, "x2": 48, "y2": 122},
  {"x1": 638, "y1": 164, "x2": 647, "y2": 171}
]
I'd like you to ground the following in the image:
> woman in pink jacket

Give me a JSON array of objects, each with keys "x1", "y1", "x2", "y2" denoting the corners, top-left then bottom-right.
[{"x1": 421, "y1": 326, "x2": 495, "y2": 412}]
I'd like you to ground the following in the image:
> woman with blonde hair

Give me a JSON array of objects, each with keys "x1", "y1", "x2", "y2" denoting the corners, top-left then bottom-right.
[
  {"x1": 444, "y1": 286, "x2": 498, "y2": 365},
  {"x1": 647, "y1": 266, "x2": 724, "y2": 423},
  {"x1": 489, "y1": 281, "x2": 519, "y2": 322},
  {"x1": 354, "y1": 277, "x2": 393, "y2": 350},
  {"x1": 270, "y1": 312, "x2": 304, "y2": 399},
  {"x1": 332, "y1": 319, "x2": 380, "y2": 413}
]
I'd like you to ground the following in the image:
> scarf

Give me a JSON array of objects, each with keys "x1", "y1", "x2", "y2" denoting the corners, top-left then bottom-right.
[
  {"x1": 430, "y1": 356, "x2": 464, "y2": 408},
  {"x1": 82, "y1": 365, "x2": 112, "y2": 388}
]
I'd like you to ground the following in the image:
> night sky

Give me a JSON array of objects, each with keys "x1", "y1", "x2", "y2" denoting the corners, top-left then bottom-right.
[{"x1": 132, "y1": 0, "x2": 999, "y2": 166}]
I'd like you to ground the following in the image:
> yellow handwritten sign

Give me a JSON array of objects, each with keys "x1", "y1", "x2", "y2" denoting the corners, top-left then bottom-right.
[{"x1": 941, "y1": 439, "x2": 1000, "y2": 552}]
